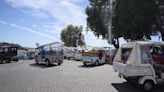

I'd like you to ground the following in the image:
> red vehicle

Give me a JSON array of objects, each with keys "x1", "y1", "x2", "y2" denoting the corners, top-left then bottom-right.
[{"x1": 105, "y1": 49, "x2": 117, "y2": 64}]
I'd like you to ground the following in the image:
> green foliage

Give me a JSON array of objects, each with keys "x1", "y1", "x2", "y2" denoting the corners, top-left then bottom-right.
[
  {"x1": 60, "y1": 25, "x2": 85, "y2": 47},
  {"x1": 86, "y1": 0, "x2": 158, "y2": 42},
  {"x1": 113, "y1": 0, "x2": 158, "y2": 40},
  {"x1": 86, "y1": 0, "x2": 111, "y2": 38}
]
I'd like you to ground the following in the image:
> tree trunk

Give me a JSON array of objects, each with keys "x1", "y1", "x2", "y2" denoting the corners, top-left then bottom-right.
[
  {"x1": 112, "y1": 38, "x2": 119, "y2": 49},
  {"x1": 160, "y1": 30, "x2": 164, "y2": 41}
]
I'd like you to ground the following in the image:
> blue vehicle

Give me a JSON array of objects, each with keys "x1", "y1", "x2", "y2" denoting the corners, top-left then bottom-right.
[{"x1": 35, "y1": 42, "x2": 64, "y2": 66}]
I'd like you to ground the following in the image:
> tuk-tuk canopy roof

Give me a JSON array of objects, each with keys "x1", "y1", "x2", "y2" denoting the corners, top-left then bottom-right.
[
  {"x1": 121, "y1": 41, "x2": 164, "y2": 48},
  {"x1": 36, "y1": 42, "x2": 63, "y2": 49},
  {"x1": 114, "y1": 41, "x2": 164, "y2": 66}
]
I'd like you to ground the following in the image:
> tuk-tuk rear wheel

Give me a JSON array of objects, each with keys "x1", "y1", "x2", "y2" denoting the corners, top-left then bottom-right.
[
  {"x1": 143, "y1": 80, "x2": 154, "y2": 91},
  {"x1": 95, "y1": 60, "x2": 99, "y2": 66},
  {"x1": 83, "y1": 62, "x2": 87, "y2": 66}
]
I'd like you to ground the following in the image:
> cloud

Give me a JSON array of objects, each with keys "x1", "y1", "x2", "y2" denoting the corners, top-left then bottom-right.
[
  {"x1": 0, "y1": 20, "x2": 57, "y2": 40},
  {"x1": 5, "y1": 0, "x2": 87, "y2": 26},
  {"x1": 84, "y1": 31, "x2": 112, "y2": 47},
  {"x1": 4, "y1": 0, "x2": 113, "y2": 47}
]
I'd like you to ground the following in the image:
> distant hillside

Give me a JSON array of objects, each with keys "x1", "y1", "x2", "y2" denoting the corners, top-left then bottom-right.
[{"x1": 0, "y1": 42, "x2": 22, "y2": 48}]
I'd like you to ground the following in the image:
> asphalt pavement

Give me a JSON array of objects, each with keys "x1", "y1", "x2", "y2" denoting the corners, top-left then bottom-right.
[{"x1": 0, "y1": 60, "x2": 164, "y2": 92}]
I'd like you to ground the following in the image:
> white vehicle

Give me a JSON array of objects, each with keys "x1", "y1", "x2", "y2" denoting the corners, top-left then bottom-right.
[
  {"x1": 63, "y1": 47, "x2": 76, "y2": 60},
  {"x1": 35, "y1": 42, "x2": 64, "y2": 66},
  {"x1": 74, "y1": 50, "x2": 82, "y2": 61},
  {"x1": 74, "y1": 47, "x2": 85, "y2": 61},
  {"x1": 113, "y1": 41, "x2": 164, "y2": 91},
  {"x1": 82, "y1": 48, "x2": 106, "y2": 66}
]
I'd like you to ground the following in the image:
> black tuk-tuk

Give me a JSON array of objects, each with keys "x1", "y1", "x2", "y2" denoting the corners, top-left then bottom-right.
[{"x1": 0, "y1": 45, "x2": 19, "y2": 64}]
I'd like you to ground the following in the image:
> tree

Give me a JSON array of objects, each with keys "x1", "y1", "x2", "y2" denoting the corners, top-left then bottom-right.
[
  {"x1": 156, "y1": 0, "x2": 164, "y2": 41},
  {"x1": 60, "y1": 25, "x2": 85, "y2": 47},
  {"x1": 113, "y1": 0, "x2": 158, "y2": 40},
  {"x1": 86, "y1": 0, "x2": 158, "y2": 48}
]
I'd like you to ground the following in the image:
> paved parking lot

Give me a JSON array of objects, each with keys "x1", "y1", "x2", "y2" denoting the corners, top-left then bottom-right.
[{"x1": 0, "y1": 60, "x2": 164, "y2": 92}]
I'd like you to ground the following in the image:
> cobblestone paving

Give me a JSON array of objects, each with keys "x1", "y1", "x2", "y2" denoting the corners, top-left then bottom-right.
[{"x1": 0, "y1": 60, "x2": 164, "y2": 92}]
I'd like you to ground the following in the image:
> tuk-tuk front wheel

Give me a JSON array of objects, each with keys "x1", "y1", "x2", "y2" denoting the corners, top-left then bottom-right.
[
  {"x1": 95, "y1": 60, "x2": 99, "y2": 66},
  {"x1": 58, "y1": 62, "x2": 62, "y2": 65},
  {"x1": 45, "y1": 59, "x2": 50, "y2": 67},
  {"x1": 143, "y1": 80, "x2": 154, "y2": 91}
]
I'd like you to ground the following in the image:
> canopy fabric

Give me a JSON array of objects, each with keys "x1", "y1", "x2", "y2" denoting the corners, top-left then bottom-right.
[{"x1": 113, "y1": 41, "x2": 164, "y2": 66}]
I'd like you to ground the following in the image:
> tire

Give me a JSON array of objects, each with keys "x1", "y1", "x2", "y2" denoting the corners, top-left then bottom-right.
[
  {"x1": 58, "y1": 61, "x2": 62, "y2": 65},
  {"x1": 143, "y1": 80, "x2": 154, "y2": 91},
  {"x1": 83, "y1": 62, "x2": 87, "y2": 66},
  {"x1": 124, "y1": 77, "x2": 131, "y2": 83},
  {"x1": 35, "y1": 57, "x2": 39, "y2": 64},
  {"x1": 6, "y1": 59, "x2": 10, "y2": 63},
  {"x1": 95, "y1": 60, "x2": 99, "y2": 66},
  {"x1": 35, "y1": 61, "x2": 39, "y2": 64},
  {"x1": 45, "y1": 59, "x2": 50, "y2": 67},
  {"x1": 0, "y1": 60, "x2": 3, "y2": 64}
]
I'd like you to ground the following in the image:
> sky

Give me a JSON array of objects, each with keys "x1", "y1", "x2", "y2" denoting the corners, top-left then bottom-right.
[
  {"x1": 0, "y1": 0, "x2": 112, "y2": 48},
  {"x1": 0, "y1": 0, "x2": 161, "y2": 48}
]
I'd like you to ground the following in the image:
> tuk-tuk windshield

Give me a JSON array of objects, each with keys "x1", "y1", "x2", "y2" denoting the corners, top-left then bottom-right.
[{"x1": 121, "y1": 48, "x2": 132, "y2": 63}]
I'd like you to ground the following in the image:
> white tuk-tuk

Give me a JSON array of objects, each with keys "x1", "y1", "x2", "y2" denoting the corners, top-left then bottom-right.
[
  {"x1": 74, "y1": 47, "x2": 83, "y2": 61},
  {"x1": 82, "y1": 47, "x2": 106, "y2": 66},
  {"x1": 35, "y1": 42, "x2": 64, "y2": 66},
  {"x1": 63, "y1": 47, "x2": 76, "y2": 60},
  {"x1": 113, "y1": 41, "x2": 164, "y2": 91}
]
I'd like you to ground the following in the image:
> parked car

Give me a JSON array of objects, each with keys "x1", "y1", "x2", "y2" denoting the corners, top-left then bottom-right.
[
  {"x1": 113, "y1": 41, "x2": 164, "y2": 91},
  {"x1": 35, "y1": 42, "x2": 64, "y2": 66}
]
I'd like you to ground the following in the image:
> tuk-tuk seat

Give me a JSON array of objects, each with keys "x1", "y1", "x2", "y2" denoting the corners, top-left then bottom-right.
[{"x1": 152, "y1": 55, "x2": 164, "y2": 64}]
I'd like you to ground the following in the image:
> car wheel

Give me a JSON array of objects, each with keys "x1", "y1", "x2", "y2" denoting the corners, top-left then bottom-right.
[
  {"x1": 45, "y1": 59, "x2": 50, "y2": 67},
  {"x1": 143, "y1": 80, "x2": 154, "y2": 91},
  {"x1": 95, "y1": 60, "x2": 99, "y2": 66}
]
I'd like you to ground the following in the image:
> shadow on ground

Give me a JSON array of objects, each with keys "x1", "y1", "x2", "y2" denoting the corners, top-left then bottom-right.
[
  {"x1": 29, "y1": 63, "x2": 57, "y2": 68},
  {"x1": 78, "y1": 64, "x2": 104, "y2": 68},
  {"x1": 112, "y1": 81, "x2": 164, "y2": 92},
  {"x1": 112, "y1": 82, "x2": 143, "y2": 92}
]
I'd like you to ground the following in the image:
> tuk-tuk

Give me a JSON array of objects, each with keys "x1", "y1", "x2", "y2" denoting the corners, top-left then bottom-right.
[
  {"x1": 35, "y1": 42, "x2": 64, "y2": 66},
  {"x1": 0, "y1": 46, "x2": 19, "y2": 64},
  {"x1": 113, "y1": 41, "x2": 164, "y2": 91},
  {"x1": 81, "y1": 47, "x2": 106, "y2": 66}
]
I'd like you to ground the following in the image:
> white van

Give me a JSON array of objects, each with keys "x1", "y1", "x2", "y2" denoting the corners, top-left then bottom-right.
[{"x1": 113, "y1": 41, "x2": 164, "y2": 91}]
